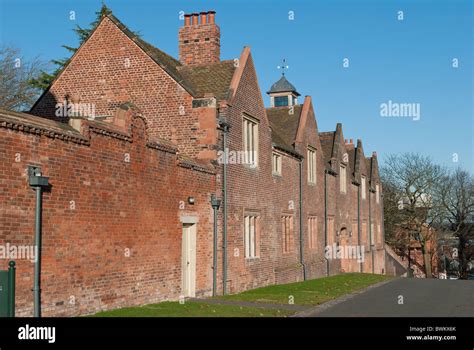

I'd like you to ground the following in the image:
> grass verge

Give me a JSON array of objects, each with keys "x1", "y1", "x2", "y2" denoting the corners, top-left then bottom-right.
[
  {"x1": 217, "y1": 273, "x2": 392, "y2": 306},
  {"x1": 91, "y1": 273, "x2": 392, "y2": 317},
  {"x1": 90, "y1": 301, "x2": 294, "y2": 317}
]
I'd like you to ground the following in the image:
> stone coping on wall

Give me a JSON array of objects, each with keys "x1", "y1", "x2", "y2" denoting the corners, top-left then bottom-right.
[{"x1": 0, "y1": 107, "x2": 215, "y2": 175}]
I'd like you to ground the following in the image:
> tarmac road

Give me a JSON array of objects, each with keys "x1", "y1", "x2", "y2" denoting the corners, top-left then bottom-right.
[{"x1": 308, "y1": 278, "x2": 474, "y2": 317}]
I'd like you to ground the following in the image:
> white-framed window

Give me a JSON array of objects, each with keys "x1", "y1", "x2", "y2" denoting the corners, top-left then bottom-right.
[
  {"x1": 243, "y1": 116, "x2": 258, "y2": 167},
  {"x1": 244, "y1": 214, "x2": 259, "y2": 258},
  {"x1": 307, "y1": 147, "x2": 316, "y2": 184},
  {"x1": 272, "y1": 152, "x2": 282, "y2": 175},
  {"x1": 361, "y1": 176, "x2": 366, "y2": 200},
  {"x1": 340, "y1": 165, "x2": 347, "y2": 193},
  {"x1": 376, "y1": 184, "x2": 380, "y2": 203},
  {"x1": 308, "y1": 216, "x2": 318, "y2": 249},
  {"x1": 282, "y1": 215, "x2": 294, "y2": 253}
]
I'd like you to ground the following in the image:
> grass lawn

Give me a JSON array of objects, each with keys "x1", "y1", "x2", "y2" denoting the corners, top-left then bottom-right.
[
  {"x1": 90, "y1": 301, "x2": 294, "y2": 317},
  {"x1": 217, "y1": 273, "x2": 392, "y2": 306},
  {"x1": 90, "y1": 273, "x2": 392, "y2": 317}
]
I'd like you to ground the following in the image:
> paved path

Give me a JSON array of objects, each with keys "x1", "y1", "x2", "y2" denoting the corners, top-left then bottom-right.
[{"x1": 301, "y1": 278, "x2": 474, "y2": 317}]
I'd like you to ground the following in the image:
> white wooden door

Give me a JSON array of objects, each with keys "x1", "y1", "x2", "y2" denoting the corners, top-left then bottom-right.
[{"x1": 181, "y1": 224, "x2": 197, "y2": 297}]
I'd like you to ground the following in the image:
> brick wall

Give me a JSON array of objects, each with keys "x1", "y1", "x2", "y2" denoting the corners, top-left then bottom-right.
[
  {"x1": 0, "y1": 107, "x2": 215, "y2": 316},
  {"x1": 30, "y1": 17, "x2": 205, "y2": 159},
  {"x1": 16, "y1": 9, "x2": 388, "y2": 314}
]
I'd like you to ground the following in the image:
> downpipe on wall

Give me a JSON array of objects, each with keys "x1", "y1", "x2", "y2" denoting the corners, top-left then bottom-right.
[
  {"x1": 324, "y1": 169, "x2": 329, "y2": 276},
  {"x1": 299, "y1": 160, "x2": 306, "y2": 280},
  {"x1": 369, "y1": 187, "x2": 375, "y2": 274},
  {"x1": 218, "y1": 116, "x2": 230, "y2": 295},
  {"x1": 210, "y1": 194, "x2": 221, "y2": 296},
  {"x1": 358, "y1": 184, "x2": 362, "y2": 273}
]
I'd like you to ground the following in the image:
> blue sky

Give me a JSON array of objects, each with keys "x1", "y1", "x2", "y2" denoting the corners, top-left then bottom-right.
[{"x1": 1, "y1": 0, "x2": 472, "y2": 171}]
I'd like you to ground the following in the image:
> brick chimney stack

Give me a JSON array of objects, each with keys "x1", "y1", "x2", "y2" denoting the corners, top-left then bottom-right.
[{"x1": 179, "y1": 10, "x2": 220, "y2": 66}]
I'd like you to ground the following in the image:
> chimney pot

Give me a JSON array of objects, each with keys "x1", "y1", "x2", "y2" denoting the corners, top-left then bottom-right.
[
  {"x1": 350, "y1": 138, "x2": 353, "y2": 144},
  {"x1": 184, "y1": 14, "x2": 191, "y2": 26},
  {"x1": 191, "y1": 13, "x2": 199, "y2": 25},
  {"x1": 345, "y1": 139, "x2": 348, "y2": 144},
  {"x1": 179, "y1": 10, "x2": 220, "y2": 65},
  {"x1": 208, "y1": 10, "x2": 216, "y2": 24},
  {"x1": 372, "y1": 151, "x2": 377, "y2": 157},
  {"x1": 200, "y1": 11, "x2": 208, "y2": 25}
]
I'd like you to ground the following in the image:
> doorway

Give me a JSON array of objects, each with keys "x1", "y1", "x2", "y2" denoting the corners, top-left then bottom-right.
[{"x1": 181, "y1": 223, "x2": 197, "y2": 298}]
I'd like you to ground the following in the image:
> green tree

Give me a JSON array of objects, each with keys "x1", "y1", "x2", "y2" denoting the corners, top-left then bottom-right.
[{"x1": 29, "y1": 4, "x2": 112, "y2": 91}]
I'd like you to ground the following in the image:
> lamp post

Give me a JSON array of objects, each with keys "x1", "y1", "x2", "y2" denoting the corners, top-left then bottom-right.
[
  {"x1": 28, "y1": 166, "x2": 49, "y2": 317},
  {"x1": 210, "y1": 194, "x2": 221, "y2": 297}
]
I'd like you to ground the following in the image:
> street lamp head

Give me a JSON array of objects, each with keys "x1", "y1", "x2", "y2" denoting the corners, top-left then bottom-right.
[
  {"x1": 27, "y1": 166, "x2": 49, "y2": 188},
  {"x1": 210, "y1": 194, "x2": 221, "y2": 209}
]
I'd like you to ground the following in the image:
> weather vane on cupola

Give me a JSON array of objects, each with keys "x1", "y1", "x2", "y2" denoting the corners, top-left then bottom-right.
[
  {"x1": 267, "y1": 59, "x2": 300, "y2": 107},
  {"x1": 277, "y1": 59, "x2": 289, "y2": 76}
]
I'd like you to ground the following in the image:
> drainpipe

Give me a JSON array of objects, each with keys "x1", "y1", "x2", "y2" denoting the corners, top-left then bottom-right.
[
  {"x1": 369, "y1": 188, "x2": 375, "y2": 274},
  {"x1": 358, "y1": 184, "x2": 362, "y2": 273},
  {"x1": 324, "y1": 169, "x2": 329, "y2": 276},
  {"x1": 380, "y1": 192, "x2": 385, "y2": 274},
  {"x1": 218, "y1": 117, "x2": 230, "y2": 295},
  {"x1": 28, "y1": 166, "x2": 49, "y2": 318},
  {"x1": 210, "y1": 194, "x2": 221, "y2": 296},
  {"x1": 298, "y1": 160, "x2": 306, "y2": 280}
]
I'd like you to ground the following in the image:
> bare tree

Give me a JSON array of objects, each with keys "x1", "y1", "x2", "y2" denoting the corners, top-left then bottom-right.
[
  {"x1": 437, "y1": 168, "x2": 474, "y2": 279},
  {"x1": 381, "y1": 153, "x2": 447, "y2": 278},
  {"x1": 0, "y1": 45, "x2": 46, "y2": 111}
]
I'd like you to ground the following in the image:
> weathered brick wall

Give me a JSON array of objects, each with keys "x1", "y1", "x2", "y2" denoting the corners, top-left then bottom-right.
[
  {"x1": 21, "y1": 9, "x2": 387, "y2": 312},
  {"x1": 0, "y1": 108, "x2": 215, "y2": 316},
  {"x1": 223, "y1": 53, "x2": 280, "y2": 293},
  {"x1": 294, "y1": 102, "x2": 327, "y2": 279},
  {"x1": 371, "y1": 159, "x2": 385, "y2": 274},
  {"x1": 270, "y1": 151, "x2": 303, "y2": 285},
  {"x1": 30, "y1": 17, "x2": 205, "y2": 158}
]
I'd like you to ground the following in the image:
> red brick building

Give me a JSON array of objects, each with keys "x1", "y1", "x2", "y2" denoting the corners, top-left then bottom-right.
[{"x1": 0, "y1": 10, "x2": 385, "y2": 316}]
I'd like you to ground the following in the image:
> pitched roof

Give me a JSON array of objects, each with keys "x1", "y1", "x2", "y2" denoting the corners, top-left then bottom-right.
[
  {"x1": 319, "y1": 131, "x2": 335, "y2": 166},
  {"x1": 266, "y1": 106, "x2": 302, "y2": 150},
  {"x1": 31, "y1": 12, "x2": 236, "y2": 111},
  {"x1": 267, "y1": 76, "x2": 300, "y2": 96},
  {"x1": 365, "y1": 157, "x2": 373, "y2": 181},
  {"x1": 110, "y1": 14, "x2": 236, "y2": 102},
  {"x1": 106, "y1": 14, "x2": 196, "y2": 95},
  {"x1": 178, "y1": 60, "x2": 236, "y2": 101},
  {"x1": 345, "y1": 145, "x2": 356, "y2": 177}
]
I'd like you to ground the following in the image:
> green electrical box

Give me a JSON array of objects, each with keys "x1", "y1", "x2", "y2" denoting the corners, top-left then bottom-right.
[{"x1": 0, "y1": 270, "x2": 9, "y2": 317}]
